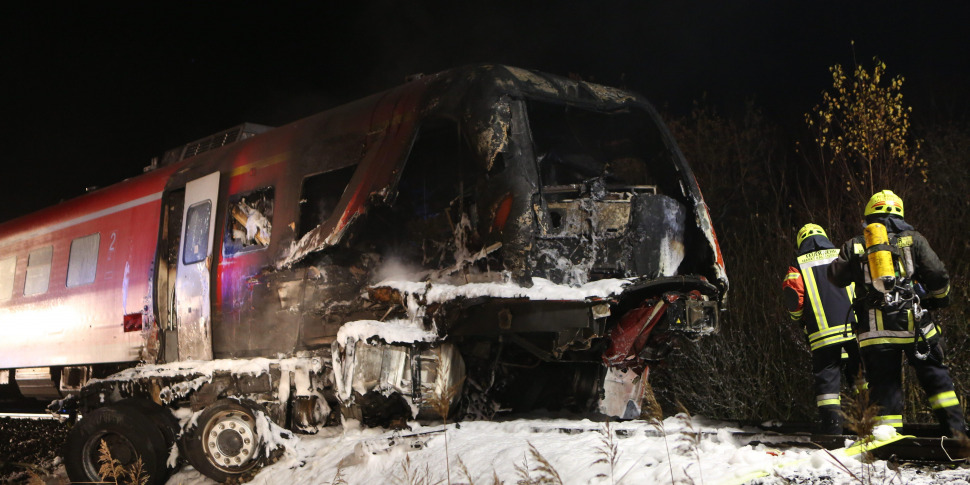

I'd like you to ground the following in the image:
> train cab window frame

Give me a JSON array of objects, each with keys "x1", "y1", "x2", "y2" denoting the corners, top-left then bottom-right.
[
  {"x1": 0, "y1": 255, "x2": 15, "y2": 301},
  {"x1": 223, "y1": 186, "x2": 275, "y2": 257},
  {"x1": 66, "y1": 233, "x2": 100, "y2": 287},
  {"x1": 297, "y1": 165, "x2": 356, "y2": 237},
  {"x1": 24, "y1": 246, "x2": 53, "y2": 296},
  {"x1": 183, "y1": 200, "x2": 212, "y2": 265}
]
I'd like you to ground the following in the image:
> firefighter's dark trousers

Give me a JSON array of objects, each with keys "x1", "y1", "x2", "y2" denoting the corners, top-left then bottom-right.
[
  {"x1": 813, "y1": 340, "x2": 863, "y2": 435},
  {"x1": 862, "y1": 339, "x2": 967, "y2": 437}
]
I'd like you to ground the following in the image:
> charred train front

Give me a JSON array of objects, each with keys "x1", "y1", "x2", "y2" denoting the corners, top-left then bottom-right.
[{"x1": 296, "y1": 66, "x2": 729, "y2": 423}]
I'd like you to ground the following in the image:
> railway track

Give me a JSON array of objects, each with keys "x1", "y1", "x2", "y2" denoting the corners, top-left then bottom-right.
[
  {"x1": 327, "y1": 418, "x2": 970, "y2": 466},
  {"x1": 504, "y1": 421, "x2": 970, "y2": 465},
  {"x1": 748, "y1": 422, "x2": 970, "y2": 463},
  {"x1": 0, "y1": 412, "x2": 71, "y2": 420}
]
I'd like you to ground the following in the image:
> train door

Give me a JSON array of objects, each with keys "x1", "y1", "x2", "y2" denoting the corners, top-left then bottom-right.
[{"x1": 174, "y1": 172, "x2": 220, "y2": 361}]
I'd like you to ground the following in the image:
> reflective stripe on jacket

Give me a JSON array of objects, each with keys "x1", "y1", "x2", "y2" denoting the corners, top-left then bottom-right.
[{"x1": 783, "y1": 243, "x2": 856, "y2": 351}]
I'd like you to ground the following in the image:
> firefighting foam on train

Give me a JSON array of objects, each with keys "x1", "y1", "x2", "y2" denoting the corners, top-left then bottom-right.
[{"x1": 0, "y1": 65, "x2": 727, "y2": 483}]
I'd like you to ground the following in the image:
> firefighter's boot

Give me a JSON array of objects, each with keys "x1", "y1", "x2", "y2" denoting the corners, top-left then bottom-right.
[
  {"x1": 934, "y1": 405, "x2": 969, "y2": 439},
  {"x1": 817, "y1": 405, "x2": 843, "y2": 435}
]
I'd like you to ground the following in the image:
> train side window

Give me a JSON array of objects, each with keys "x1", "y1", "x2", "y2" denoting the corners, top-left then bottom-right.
[
  {"x1": 298, "y1": 165, "x2": 356, "y2": 237},
  {"x1": 223, "y1": 187, "x2": 274, "y2": 257},
  {"x1": 0, "y1": 256, "x2": 15, "y2": 301},
  {"x1": 24, "y1": 246, "x2": 53, "y2": 296},
  {"x1": 67, "y1": 233, "x2": 100, "y2": 287},
  {"x1": 183, "y1": 201, "x2": 212, "y2": 265}
]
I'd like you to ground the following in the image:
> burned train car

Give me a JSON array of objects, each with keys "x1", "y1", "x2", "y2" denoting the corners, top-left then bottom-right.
[{"x1": 0, "y1": 65, "x2": 727, "y2": 483}]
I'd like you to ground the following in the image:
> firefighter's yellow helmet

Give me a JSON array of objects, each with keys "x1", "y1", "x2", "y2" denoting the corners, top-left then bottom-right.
[
  {"x1": 796, "y1": 223, "x2": 827, "y2": 247},
  {"x1": 865, "y1": 190, "x2": 904, "y2": 217}
]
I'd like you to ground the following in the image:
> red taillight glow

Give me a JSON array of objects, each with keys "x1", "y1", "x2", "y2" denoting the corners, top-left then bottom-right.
[
  {"x1": 491, "y1": 194, "x2": 513, "y2": 233},
  {"x1": 123, "y1": 313, "x2": 143, "y2": 332}
]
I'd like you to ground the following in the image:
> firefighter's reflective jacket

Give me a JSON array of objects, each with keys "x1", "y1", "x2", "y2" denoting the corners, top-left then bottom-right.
[
  {"x1": 827, "y1": 215, "x2": 951, "y2": 349},
  {"x1": 783, "y1": 234, "x2": 857, "y2": 351}
]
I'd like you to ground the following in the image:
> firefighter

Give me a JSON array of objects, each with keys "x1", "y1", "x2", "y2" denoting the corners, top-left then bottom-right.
[
  {"x1": 828, "y1": 190, "x2": 966, "y2": 437},
  {"x1": 783, "y1": 223, "x2": 862, "y2": 435}
]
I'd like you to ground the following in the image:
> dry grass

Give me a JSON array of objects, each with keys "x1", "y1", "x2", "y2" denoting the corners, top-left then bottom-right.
[
  {"x1": 593, "y1": 420, "x2": 620, "y2": 483},
  {"x1": 97, "y1": 439, "x2": 148, "y2": 485},
  {"x1": 674, "y1": 406, "x2": 705, "y2": 485},
  {"x1": 25, "y1": 470, "x2": 45, "y2": 485},
  {"x1": 513, "y1": 442, "x2": 563, "y2": 485},
  {"x1": 24, "y1": 466, "x2": 68, "y2": 485},
  {"x1": 329, "y1": 459, "x2": 349, "y2": 485},
  {"x1": 841, "y1": 374, "x2": 880, "y2": 442},
  {"x1": 642, "y1": 380, "x2": 675, "y2": 484},
  {"x1": 393, "y1": 454, "x2": 441, "y2": 485},
  {"x1": 834, "y1": 375, "x2": 911, "y2": 485},
  {"x1": 1, "y1": 462, "x2": 66, "y2": 485},
  {"x1": 640, "y1": 377, "x2": 664, "y2": 422},
  {"x1": 456, "y1": 457, "x2": 476, "y2": 485}
]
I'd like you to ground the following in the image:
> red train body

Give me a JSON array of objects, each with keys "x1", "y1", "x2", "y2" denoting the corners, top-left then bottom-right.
[
  {"x1": 0, "y1": 65, "x2": 727, "y2": 483},
  {"x1": 0, "y1": 169, "x2": 172, "y2": 372}
]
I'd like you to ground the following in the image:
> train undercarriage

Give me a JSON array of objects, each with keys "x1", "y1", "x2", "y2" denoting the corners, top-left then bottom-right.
[{"x1": 54, "y1": 271, "x2": 717, "y2": 483}]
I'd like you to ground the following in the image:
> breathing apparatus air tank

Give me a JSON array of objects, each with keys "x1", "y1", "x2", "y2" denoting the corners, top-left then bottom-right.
[{"x1": 864, "y1": 222, "x2": 896, "y2": 293}]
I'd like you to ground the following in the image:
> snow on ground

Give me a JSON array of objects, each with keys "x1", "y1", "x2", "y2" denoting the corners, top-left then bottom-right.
[{"x1": 165, "y1": 415, "x2": 970, "y2": 485}]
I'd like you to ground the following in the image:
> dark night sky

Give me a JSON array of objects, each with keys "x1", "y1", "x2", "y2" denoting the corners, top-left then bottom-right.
[{"x1": 5, "y1": 2, "x2": 969, "y2": 223}]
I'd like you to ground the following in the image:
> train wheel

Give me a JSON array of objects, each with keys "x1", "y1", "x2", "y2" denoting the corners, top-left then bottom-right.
[
  {"x1": 181, "y1": 399, "x2": 265, "y2": 481},
  {"x1": 64, "y1": 403, "x2": 169, "y2": 485},
  {"x1": 113, "y1": 398, "x2": 181, "y2": 467}
]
